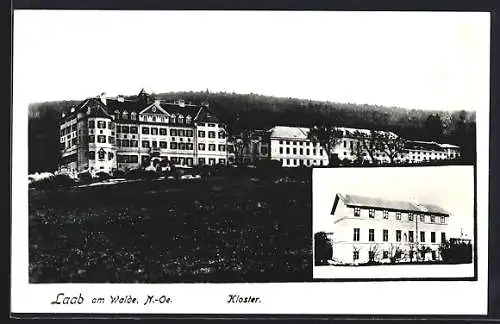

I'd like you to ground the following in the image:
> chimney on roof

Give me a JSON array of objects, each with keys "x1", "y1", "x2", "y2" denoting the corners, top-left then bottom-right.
[
  {"x1": 99, "y1": 92, "x2": 107, "y2": 105},
  {"x1": 178, "y1": 99, "x2": 185, "y2": 107}
]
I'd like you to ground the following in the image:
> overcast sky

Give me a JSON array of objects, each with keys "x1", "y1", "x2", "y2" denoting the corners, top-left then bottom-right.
[
  {"x1": 14, "y1": 10, "x2": 489, "y2": 110},
  {"x1": 312, "y1": 166, "x2": 475, "y2": 239}
]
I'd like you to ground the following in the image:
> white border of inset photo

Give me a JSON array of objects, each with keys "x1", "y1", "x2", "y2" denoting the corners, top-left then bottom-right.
[{"x1": 312, "y1": 165, "x2": 475, "y2": 280}]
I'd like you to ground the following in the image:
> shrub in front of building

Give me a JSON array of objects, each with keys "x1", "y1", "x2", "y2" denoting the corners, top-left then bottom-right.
[
  {"x1": 314, "y1": 232, "x2": 333, "y2": 266},
  {"x1": 439, "y1": 240, "x2": 473, "y2": 264}
]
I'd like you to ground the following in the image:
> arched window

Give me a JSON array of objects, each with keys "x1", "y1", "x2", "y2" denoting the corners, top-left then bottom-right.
[
  {"x1": 186, "y1": 115, "x2": 192, "y2": 124},
  {"x1": 114, "y1": 110, "x2": 120, "y2": 120},
  {"x1": 122, "y1": 110, "x2": 128, "y2": 120},
  {"x1": 171, "y1": 115, "x2": 176, "y2": 124},
  {"x1": 165, "y1": 117, "x2": 169, "y2": 123},
  {"x1": 178, "y1": 115, "x2": 184, "y2": 124},
  {"x1": 130, "y1": 112, "x2": 137, "y2": 120}
]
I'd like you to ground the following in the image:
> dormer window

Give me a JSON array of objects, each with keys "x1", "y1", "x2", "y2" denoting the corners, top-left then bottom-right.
[
  {"x1": 122, "y1": 111, "x2": 128, "y2": 120},
  {"x1": 131, "y1": 112, "x2": 137, "y2": 120},
  {"x1": 171, "y1": 116, "x2": 176, "y2": 124},
  {"x1": 186, "y1": 115, "x2": 192, "y2": 124},
  {"x1": 178, "y1": 115, "x2": 184, "y2": 124},
  {"x1": 114, "y1": 110, "x2": 120, "y2": 120}
]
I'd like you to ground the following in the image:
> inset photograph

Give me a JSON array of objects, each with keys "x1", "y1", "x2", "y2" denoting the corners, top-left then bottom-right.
[{"x1": 312, "y1": 165, "x2": 475, "y2": 280}]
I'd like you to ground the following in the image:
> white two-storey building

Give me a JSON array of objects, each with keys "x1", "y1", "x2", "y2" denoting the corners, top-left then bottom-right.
[{"x1": 327, "y1": 193, "x2": 450, "y2": 264}]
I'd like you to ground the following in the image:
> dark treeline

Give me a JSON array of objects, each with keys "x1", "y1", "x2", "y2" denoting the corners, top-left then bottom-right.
[{"x1": 28, "y1": 91, "x2": 476, "y2": 173}]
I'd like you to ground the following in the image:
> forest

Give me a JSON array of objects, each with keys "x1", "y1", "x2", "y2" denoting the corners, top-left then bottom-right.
[{"x1": 28, "y1": 90, "x2": 476, "y2": 173}]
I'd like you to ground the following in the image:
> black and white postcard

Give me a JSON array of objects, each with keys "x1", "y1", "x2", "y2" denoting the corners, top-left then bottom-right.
[{"x1": 11, "y1": 10, "x2": 490, "y2": 316}]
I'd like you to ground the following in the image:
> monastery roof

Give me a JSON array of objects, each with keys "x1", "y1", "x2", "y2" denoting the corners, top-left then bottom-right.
[
  {"x1": 269, "y1": 126, "x2": 310, "y2": 140},
  {"x1": 332, "y1": 193, "x2": 450, "y2": 216},
  {"x1": 405, "y1": 140, "x2": 445, "y2": 152}
]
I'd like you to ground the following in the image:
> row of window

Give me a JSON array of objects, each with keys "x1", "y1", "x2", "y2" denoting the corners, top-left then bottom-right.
[
  {"x1": 88, "y1": 120, "x2": 114, "y2": 129},
  {"x1": 353, "y1": 207, "x2": 446, "y2": 224},
  {"x1": 278, "y1": 140, "x2": 319, "y2": 146},
  {"x1": 60, "y1": 124, "x2": 77, "y2": 136},
  {"x1": 117, "y1": 154, "x2": 139, "y2": 163},
  {"x1": 279, "y1": 147, "x2": 324, "y2": 156},
  {"x1": 282, "y1": 158, "x2": 324, "y2": 166},
  {"x1": 352, "y1": 250, "x2": 438, "y2": 261},
  {"x1": 88, "y1": 135, "x2": 114, "y2": 144},
  {"x1": 352, "y1": 228, "x2": 446, "y2": 243},
  {"x1": 88, "y1": 150, "x2": 114, "y2": 160}
]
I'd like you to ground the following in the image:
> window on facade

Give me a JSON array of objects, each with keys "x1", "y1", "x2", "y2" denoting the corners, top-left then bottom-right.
[
  {"x1": 98, "y1": 149, "x2": 105, "y2": 160},
  {"x1": 122, "y1": 126, "x2": 129, "y2": 133},
  {"x1": 108, "y1": 136, "x2": 114, "y2": 144},
  {"x1": 430, "y1": 216, "x2": 435, "y2": 223},
  {"x1": 279, "y1": 147, "x2": 283, "y2": 154},
  {"x1": 142, "y1": 127, "x2": 150, "y2": 135},
  {"x1": 369, "y1": 209, "x2": 375, "y2": 218},
  {"x1": 420, "y1": 215, "x2": 425, "y2": 222},
  {"x1": 420, "y1": 231, "x2": 425, "y2": 242},
  {"x1": 293, "y1": 148, "x2": 297, "y2": 154},
  {"x1": 131, "y1": 126, "x2": 139, "y2": 134},
  {"x1": 218, "y1": 144, "x2": 226, "y2": 151},
  {"x1": 152, "y1": 141, "x2": 158, "y2": 148},
  {"x1": 152, "y1": 116, "x2": 156, "y2": 122},
  {"x1": 114, "y1": 110, "x2": 120, "y2": 120},
  {"x1": 408, "y1": 213, "x2": 414, "y2": 222},
  {"x1": 369, "y1": 229, "x2": 375, "y2": 242},
  {"x1": 171, "y1": 129, "x2": 178, "y2": 136},
  {"x1": 122, "y1": 111, "x2": 128, "y2": 119},
  {"x1": 198, "y1": 158, "x2": 206, "y2": 165},
  {"x1": 431, "y1": 232, "x2": 436, "y2": 243},
  {"x1": 108, "y1": 152, "x2": 114, "y2": 160},
  {"x1": 219, "y1": 158, "x2": 226, "y2": 164},
  {"x1": 353, "y1": 251, "x2": 359, "y2": 261},
  {"x1": 383, "y1": 210, "x2": 388, "y2": 219},
  {"x1": 122, "y1": 139, "x2": 130, "y2": 147},
  {"x1": 158, "y1": 141, "x2": 166, "y2": 148},
  {"x1": 440, "y1": 216, "x2": 445, "y2": 224},
  {"x1": 178, "y1": 116, "x2": 184, "y2": 124},
  {"x1": 88, "y1": 120, "x2": 95, "y2": 128},
  {"x1": 130, "y1": 112, "x2": 137, "y2": 120},
  {"x1": 159, "y1": 128, "x2": 166, "y2": 135},
  {"x1": 88, "y1": 151, "x2": 95, "y2": 160},
  {"x1": 286, "y1": 147, "x2": 290, "y2": 154},
  {"x1": 151, "y1": 128, "x2": 158, "y2": 135},
  {"x1": 409, "y1": 231, "x2": 414, "y2": 243},
  {"x1": 208, "y1": 131, "x2": 216, "y2": 138},
  {"x1": 142, "y1": 141, "x2": 150, "y2": 148},
  {"x1": 131, "y1": 140, "x2": 138, "y2": 147},
  {"x1": 396, "y1": 230, "x2": 402, "y2": 242},
  {"x1": 186, "y1": 143, "x2": 194, "y2": 150},
  {"x1": 198, "y1": 130, "x2": 205, "y2": 137},
  {"x1": 383, "y1": 229, "x2": 388, "y2": 242},
  {"x1": 441, "y1": 232, "x2": 446, "y2": 243},
  {"x1": 313, "y1": 149, "x2": 316, "y2": 155},
  {"x1": 97, "y1": 135, "x2": 106, "y2": 143},
  {"x1": 185, "y1": 116, "x2": 192, "y2": 124},
  {"x1": 299, "y1": 148, "x2": 303, "y2": 155},
  {"x1": 198, "y1": 143, "x2": 205, "y2": 151},
  {"x1": 209, "y1": 144, "x2": 216, "y2": 151},
  {"x1": 354, "y1": 207, "x2": 360, "y2": 217},
  {"x1": 170, "y1": 142, "x2": 177, "y2": 149},
  {"x1": 353, "y1": 228, "x2": 360, "y2": 241},
  {"x1": 218, "y1": 131, "x2": 226, "y2": 139}
]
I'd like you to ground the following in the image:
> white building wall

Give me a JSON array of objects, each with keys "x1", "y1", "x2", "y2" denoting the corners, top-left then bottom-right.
[
  {"x1": 270, "y1": 138, "x2": 329, "y2": 167},
  {"x1": 329, "y1": 200, "x2": 450, "y2": 264}
]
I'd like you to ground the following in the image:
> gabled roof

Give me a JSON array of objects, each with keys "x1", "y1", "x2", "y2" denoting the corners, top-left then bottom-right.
[
  {"x1": 439, "y1": 143, "x2": 461, "y2": 149},
  {"x1": 405, "y1": 140, "x2": 445, "y2": 152},
  {"x1": 159, "y1": 103, "x2": 200, "y2": 118},
  {"x1": 269, "y1": 126, "x2": 310, "y2": 140},
  {"x1": 194, "y1": 106, "x2": 220, "y2": 123},
  {"x1": 331, "y1": 193, "x2": 450, "y2": 216},
  {"x1": 140, "y1": 102, "x2": 170, "y2": 115},
  {"x1": 81, "y1": 98, "x2": 113, "y2": 119}
]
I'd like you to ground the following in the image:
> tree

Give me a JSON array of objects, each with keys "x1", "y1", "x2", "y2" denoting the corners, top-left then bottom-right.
[
  {"x1": 373, "y1": 131, "x2": 406, "y2": 164},
  {"x1": 389, "y1": 244, "x2": 403, "y2": 264},
  {"x1": 368, "y1": 244, "x2": 381, "y2": 263},
  {"x1": 424, "y1": 114, "x2": 444, "y2": 142},
  {"x1": 417, "y1": 245, "x2": 432, "y2": 262},
  {"x1": 307, "y1": 125, "x2": 344, "y2": 166},
  {"x1": 314, "y1": 232, "x2": 333, "y2": 266}
]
